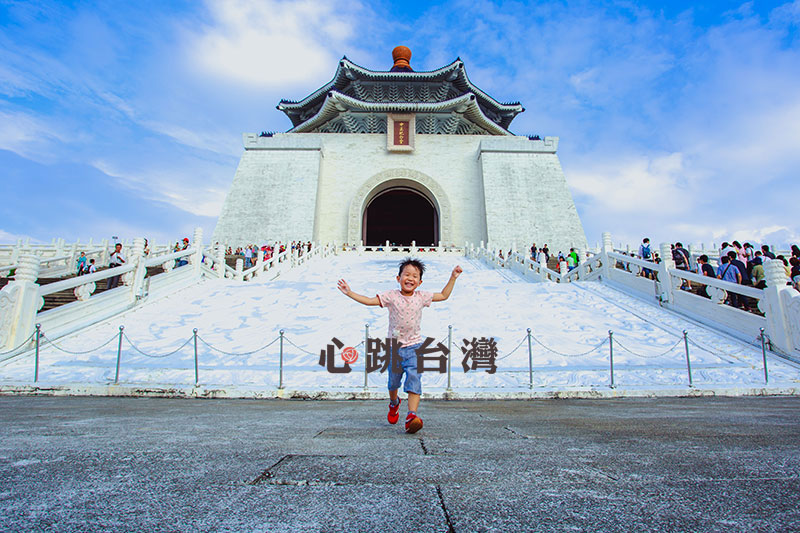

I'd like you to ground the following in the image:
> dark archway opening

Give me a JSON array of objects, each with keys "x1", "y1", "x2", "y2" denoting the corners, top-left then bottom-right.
[{"x1": 364, "y1": 188, "x2": 438, "y2": 246}]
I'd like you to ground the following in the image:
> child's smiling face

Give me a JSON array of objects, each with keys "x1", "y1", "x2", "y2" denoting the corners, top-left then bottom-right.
[{"x1": 397, "y1": 264, "x2": 422, "y2": 294}]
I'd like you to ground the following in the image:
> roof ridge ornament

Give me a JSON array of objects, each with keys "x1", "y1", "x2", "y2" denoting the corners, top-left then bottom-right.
[{"x1": 391, "y1": 46, "x2": 413, "y2": 72}]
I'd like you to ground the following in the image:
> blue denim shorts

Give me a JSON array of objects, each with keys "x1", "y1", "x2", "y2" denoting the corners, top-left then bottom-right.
[{"x1": 388, "y1": 342, "x2": 422, "y2": 395}]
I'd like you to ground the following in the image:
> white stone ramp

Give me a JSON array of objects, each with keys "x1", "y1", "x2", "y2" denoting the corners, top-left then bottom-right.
[{"x1": 2, "y1": 253, "x2": 798, "y2": 396}]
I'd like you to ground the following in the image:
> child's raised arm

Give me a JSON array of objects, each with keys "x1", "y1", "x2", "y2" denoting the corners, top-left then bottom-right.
[
  {"x1": 433, "y1": 265, "x2": 463, "y2": 302},
  {"x1": 338, "y1": 279, "x2": 380, "y2": 306}
]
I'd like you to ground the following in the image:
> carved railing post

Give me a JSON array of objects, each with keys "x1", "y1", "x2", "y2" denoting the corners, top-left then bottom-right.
[
  {"x1": 0, "y1": 255, "x2": 42, "y2": 351},
  {"x1": 601, "y1": 232, "x2": 612, "y2": 280},
  {"x1": 762, "y1": 260, "x2": 795, "y2": 354},
  {"x1": 658, "y1": 242, "x2": 675, "y2": 304},
  {"x1": 217, "y1": 243, "x2": 226, "y2": 279},
  {"x1": 235, "y1": 258, "x2": 244, "y2": 281},
  {"x1": 126, "y1": 238, "x2": 147, "y2": 301},
  {"x1": 255, "y1": 248, "x2": 264, "y2": 278},
  {"x1": 100, "y1": 239, "x2": 110, "y2": 267},
  {"x1": 190, "y1": 227, "x2": 203, "y2": 276}
]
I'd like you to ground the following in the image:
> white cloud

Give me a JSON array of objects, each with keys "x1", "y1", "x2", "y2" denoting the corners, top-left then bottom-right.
[
  {"x1": 90, "y1": 159, "x2": 228, "y2": 218},
  {"x1": 0, "y1": 110, "x2": 71, "y2": 161},
  {"x1": 569, "y1": 152, "x2": 691, "y2": 215},
  {"x1": 0, "y1": 229, "x2": 42, "y2": 245},
  {"x1": 186, "y1": 0, "x2": 368, "y2": 88}
]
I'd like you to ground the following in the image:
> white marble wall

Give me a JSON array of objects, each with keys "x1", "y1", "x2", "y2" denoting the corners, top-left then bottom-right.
[{"x1": 212, "y1": 132, "x2": 587, "y2": 253}]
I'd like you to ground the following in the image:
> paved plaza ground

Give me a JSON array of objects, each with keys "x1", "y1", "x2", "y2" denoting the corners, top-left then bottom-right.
[{"x1": 1, "y1": 396, "x2": 799, "y2": 531}]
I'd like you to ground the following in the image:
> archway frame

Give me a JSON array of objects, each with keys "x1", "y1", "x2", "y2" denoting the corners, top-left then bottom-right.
[{"x1": 347, "y1": 168, "x2": 453, "y2": 246}]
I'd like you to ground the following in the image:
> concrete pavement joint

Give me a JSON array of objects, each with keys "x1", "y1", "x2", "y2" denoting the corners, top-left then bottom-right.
[{"x1": 435, "y1": 484, "x2": 456, "y2": 533}]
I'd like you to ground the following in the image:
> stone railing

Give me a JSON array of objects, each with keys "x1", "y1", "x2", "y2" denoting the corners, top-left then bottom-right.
[{"x1": 467, "y1": 234, "x2": 800, "y2": 361}]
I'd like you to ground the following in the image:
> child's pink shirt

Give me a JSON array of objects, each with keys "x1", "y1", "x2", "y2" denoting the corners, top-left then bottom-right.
[{"x1": 377, "y1": 289, "x2": 434, "y2": 346}]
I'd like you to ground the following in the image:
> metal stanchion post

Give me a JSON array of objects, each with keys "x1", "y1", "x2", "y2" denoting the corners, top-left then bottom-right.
[
  {"x1": 608, "y1": 330, "x2": 615, "y2": 389},
  {"x1": 193, "y1": 328, "x2": 199, "y2": 387},
  {"x1": 683, "y1": 330, "x2": 693, "y2": 387},
  {"x1": 114, "y1": 325, "x2": 124, "y2": 384},
  {"x1": 34, "y1": 324, "x2": 41, "y2": 383},
  {"x1": 363, "y1": 324, "x2": 369, "y2": 391},
  {"x1": 278, "y1": 329, "x2": 285, "y2": 390},
  {"x1": 760, "y1": 327, "x2": 768, "y2": 384},
  {"x1": 527, "y1": 328, "x2": 533, "y2": 389},
  {"x1": 446, "y1": 325, "x2": 453, "y2": 392}
]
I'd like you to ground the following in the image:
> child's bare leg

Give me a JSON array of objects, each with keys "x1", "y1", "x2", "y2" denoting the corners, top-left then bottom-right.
[
  {"x1": 389, "y1": 389, "x2": 399, "y2": 403},
  {"x1": 407, "y1": 392, "x2": 420, "y2": 412}
]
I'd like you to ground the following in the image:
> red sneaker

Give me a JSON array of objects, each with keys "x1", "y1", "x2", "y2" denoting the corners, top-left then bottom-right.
[
  {"x1": 387, "y1": 399, "x2": 402, "y2": 424},
  {"x1": 405, "y1": 413, "x2": 423, "y2": 434}
]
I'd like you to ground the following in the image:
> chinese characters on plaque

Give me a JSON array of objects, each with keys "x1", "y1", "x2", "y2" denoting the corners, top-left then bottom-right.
[{"x1": 387, "y1": 113, "x2": 415, "y2": 152}]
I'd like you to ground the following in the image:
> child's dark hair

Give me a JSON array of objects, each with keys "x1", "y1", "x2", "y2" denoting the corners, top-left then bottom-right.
[{"x1": 398, "y1": 258, "x2": 426, "y2": 279}]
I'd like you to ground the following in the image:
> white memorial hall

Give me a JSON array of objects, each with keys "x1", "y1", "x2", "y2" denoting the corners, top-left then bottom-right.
[{"x1": 213, "y1": 47, "x2": 587, "y2": 253}]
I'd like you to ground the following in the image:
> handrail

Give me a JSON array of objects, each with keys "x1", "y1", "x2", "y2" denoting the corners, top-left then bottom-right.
[
  {"x1": 607, "y1": 251, "x2": 656, "y2": 270},
  {"x1": 38, "y1": 263, "x2": 136, "y2": 297},
  {"x1": 143, "y1": 247, "x2": 195, "y2": 267},
  {"x1": 669, "y1": 269, "x2": 764, "y2": 299}
]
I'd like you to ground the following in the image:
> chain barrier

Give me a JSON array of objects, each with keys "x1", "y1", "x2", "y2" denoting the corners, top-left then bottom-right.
[
  {"x1": 197, "y1": 335, "x2": 280, "y2": 357},
  {"x1": 612, "y1": 336, "x2": 683, "y2": 359},
  {"x1": 529, "y1": 332, "x2": 608, "y2": 358},
  {"x1": 495, "y1": 335, "x2": 529, "y2": 361},
  {"x1": 686, "y1": 337, "x2": 751, "y2": 357},
  {"x1": 0, "y1": 331, "x2": 36, "y2": 360},
  {"x1": 123, "y1": 332, "x2": 193, "y2": 359},
  {"x1": 282, "y1": 335, "x2": 319, "y2": 356},
  {"x1": 39, "y1": 333, "x2": 119, "y2": 355}
]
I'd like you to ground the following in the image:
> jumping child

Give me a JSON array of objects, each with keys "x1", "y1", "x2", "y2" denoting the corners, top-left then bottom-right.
[{"x1": 338, "y1": 258, "x2": 462, "y2": 434}]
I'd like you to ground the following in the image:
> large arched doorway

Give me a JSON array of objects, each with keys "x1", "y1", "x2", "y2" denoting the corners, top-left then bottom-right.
[{"x1": 364, "y1": 187, "x2": 438, "y2": 246}]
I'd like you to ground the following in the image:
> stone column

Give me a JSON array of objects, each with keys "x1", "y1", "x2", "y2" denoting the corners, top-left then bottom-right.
[
  {"x1": 576, "y1": 247, "x2": 586, "y2": 280},
  {"x1": 658, "y1": 242, "x2": 675, "y2": 304},
  {"x1": 235, "y1": 258, "x2": 244, "y2": 281},
  {"x1": 255, "y1": 249, "x2": 264, "y2": 278},
  {"x1": 190, "y1": 227, "x2": 203, "y2": 276},
  {"x1": 601, "y1": 232, "x2": 612, "y2": 280},
  {"x1": 100, "y1": 239, "x2": 110, "y2": 267},
  {"x1": 217, "y1": 243, "x2": 226, "y2": 279},
  {"x1": 127, "y1": 237, "x2": 147, "y2": 300},
  {"x1": 762, "y1": 260, "x2": 794, "y2": 354},
  {"x1": 688, "y1": 244, "x2": 698, "y2": 271},
  {"x1": 0, "y1": 255, "x2": 41, "y2": 351}
]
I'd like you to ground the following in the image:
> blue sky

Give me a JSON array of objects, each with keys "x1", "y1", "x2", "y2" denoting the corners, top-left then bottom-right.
[{"x1": 1, "y1": 0, "x2": 799, "y2": 248}]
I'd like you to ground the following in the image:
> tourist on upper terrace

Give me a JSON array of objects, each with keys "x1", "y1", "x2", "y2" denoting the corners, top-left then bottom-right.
[
  {"x1": 696, "y1": 255, "x2": 715, "y2": 298},
  {"x1": 731, "y1": 241, "x2": 748, "y2": 265},
  {"x1": 637, "y1": 238, "x2": 653, "y2": 279},
  {"x1": 792, "y1": 245, "x2": 800, "y2": 259},
  {"x1": 530, "y1": 243, "x2": 537, "y2": 261},
  {"x1": 244, "y1": 245, "x2": 253, "y2": 268},
  {"x1": 673, "y1": 242, "x2": 691, "y2": 290},
  {"x1": 76, "y1": 252, "x2": 87, "y2": 275},
  {"x1": 777, "y1": 255, "x2": 791, "y2": 279},
  {"x1": 727, "y1": 251, "x2": 751, "y2": 286},
  {"x1": 537, "y1": 248, "x2": 547, "y2": 264},
  {"x1": 338, "y1": 258, "x2": 462, "y2": 434},
  {"x1": 790, "y1": 257, "x2": 800, "y2": 290},
  {"x1": 567, "y1": 248, "x2": 578, "y2": 271},
  {"x1": 176, "y1": 238, "x2": 190, "y2": 267},
  {"x1": 761, "y1": 244, "x2": 776, "y2": 260},
  {"x1": 717, "y1": 255, "x2": 742, "y2": 308},
  {"x1": 107, "y1": 243, "x2": 126, "y2": 289},
  {"x1": 751, "y1": 254, "x2": 766, "y2": 289},
  {"x1": 743, "y1": 242, "x2": 755, "y2": 263}
]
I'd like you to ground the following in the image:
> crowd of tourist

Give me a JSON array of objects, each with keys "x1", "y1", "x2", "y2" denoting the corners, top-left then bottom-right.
[
  {"x1": 627, "y1": 237, "x2": 800, "y2": 311},
  {"x1": 226, "y1": 241, "x2": 313, "y2": 268}
]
